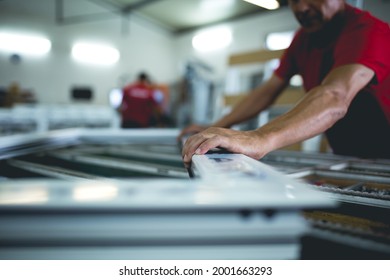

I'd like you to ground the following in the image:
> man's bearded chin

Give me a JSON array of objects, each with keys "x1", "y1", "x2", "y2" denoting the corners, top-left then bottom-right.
[{"x1": 296, "y1": 13, "x2": 324, "y2": 32}]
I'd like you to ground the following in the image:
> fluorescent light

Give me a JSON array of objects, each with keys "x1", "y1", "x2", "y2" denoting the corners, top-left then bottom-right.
[
  {"x1": 266, "y1": 30, "x2": 294, "y2": 50},
  {"x1": 243, "y1": 0, "x2": 280, "y2": 10},
  {"x1": 0, "y1": 32, "x2": 51, "y2": 55},
  {"x1": 200, "y1": 0, "x2": 235, "y2": 10},
  {"x1": 290, "y1": 74, "x2": 303, "y2": 87},
  {"x1": 71, "y1": 42, "x2": 120, "y2": 65},
  {"x1": 109, "y1": 88, "x2": 123, "y2": 109},
  {"x1": 192, "y1": 28, "x2": 232, "y2": 52}
]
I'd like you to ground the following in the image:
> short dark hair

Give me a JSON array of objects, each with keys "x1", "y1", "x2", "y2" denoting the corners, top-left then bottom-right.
[{"x1": 138, "y1": 72, "x2": 149, "y2": 82}]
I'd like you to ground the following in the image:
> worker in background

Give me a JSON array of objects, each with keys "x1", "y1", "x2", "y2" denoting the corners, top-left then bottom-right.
[
  {"x1": 119, "y1": 72, "x2": 164, "y2": 128},
  {"x1": 181, "y1": 0, "x2": 390, "y2": 165}
]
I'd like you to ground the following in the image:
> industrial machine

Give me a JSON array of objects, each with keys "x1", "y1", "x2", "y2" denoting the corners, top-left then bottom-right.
[{"x1": 0, "y1": 128, "x2": 389, "y2": 259}]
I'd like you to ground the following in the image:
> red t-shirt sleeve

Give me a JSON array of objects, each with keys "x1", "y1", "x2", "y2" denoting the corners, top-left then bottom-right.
[
  {"x1": 274, "y1": 31, "x2": 302, "y2": 81},
  {"x1": 332, "y1": 15, "x2": 390, "y2": 83}
]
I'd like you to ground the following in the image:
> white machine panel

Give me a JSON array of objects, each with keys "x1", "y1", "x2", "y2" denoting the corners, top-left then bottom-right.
[
  {"x1": 191, "y1": 153, "x2": 336, "y2": 209},
  {"x1": 0, "y1": 176, "x2": 334, "y2": 211}
]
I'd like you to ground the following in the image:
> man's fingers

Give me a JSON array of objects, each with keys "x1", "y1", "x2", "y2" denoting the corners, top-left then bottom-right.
[
  {"x1": 194, "y1": 135, "x2": 225, "y2": 155},
  {"x1": 182, "y1": 133, "x2": 209, "y2": 162},
  {"x1": 182, "y1": 134, "x2": 226, "y2": 164},
  {"x1": 182, "y1": 134, "x2": 207, "y2": 162}
]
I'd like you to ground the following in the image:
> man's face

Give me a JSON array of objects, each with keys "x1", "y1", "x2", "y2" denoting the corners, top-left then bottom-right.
[{"x1": 288, "y1": 0, "x2": 344, "y2": 33}]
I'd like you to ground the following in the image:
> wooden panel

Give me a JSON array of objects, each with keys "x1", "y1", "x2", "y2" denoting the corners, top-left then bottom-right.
[
  {"x1": 280, "y1": 142, "x2": 302, "y2": 151},
  {"x1": 319, "y1": 136, "x2": 331, "y2": 153},
  {"x1": 223, "y1": 94, "x2": 246, "y2": 106},
  {"x1": 274, "y1": 88, "x2": 304, "y2": 105},
  {"x1": 228, "y1": 49, "x2": 286, "y2": 65},
  {"x1": 223, "y1": 87, "x2": 305, "y2": 107}
]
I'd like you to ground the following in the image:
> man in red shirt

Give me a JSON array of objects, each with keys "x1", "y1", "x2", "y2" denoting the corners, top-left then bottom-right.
[
  {"x1": 181, "y1": 0, "x2": 390, "y2": 163},
  {"x1": 120, "y1": 72, "x2": 164, "y2": 128}
]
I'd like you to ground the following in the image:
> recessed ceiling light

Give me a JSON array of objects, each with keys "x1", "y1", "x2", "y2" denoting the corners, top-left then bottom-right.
[
  {"x1": 243, "y1": 0, "x2": 280, "y2": 10},
  {"x1": 192, "y1": 27, "x2": 232, "y2": 52},
  {"x1": 71, "y1": 42, "x2": 120, "y2": 66},
  {"x1": 0, "y1": 32, "x2": 51, "y2": 56}
]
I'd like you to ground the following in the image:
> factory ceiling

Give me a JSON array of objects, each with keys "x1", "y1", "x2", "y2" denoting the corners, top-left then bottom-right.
[
  {"x1": 0, "y1": 0, "x2": 289, "y2": 35},
  {"x1": 89, "y1": 0, "x2": 289, "y2": 34}
]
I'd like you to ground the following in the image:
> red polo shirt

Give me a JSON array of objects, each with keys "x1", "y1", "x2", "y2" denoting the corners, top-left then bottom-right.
[{"x1": 121, "y1": 82, "x2": 159, "y2": 127}]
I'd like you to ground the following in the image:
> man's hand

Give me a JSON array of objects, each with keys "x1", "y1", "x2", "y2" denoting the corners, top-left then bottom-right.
[{"x1": 181, "y1": 127, "x2": 268, "y2": 165}]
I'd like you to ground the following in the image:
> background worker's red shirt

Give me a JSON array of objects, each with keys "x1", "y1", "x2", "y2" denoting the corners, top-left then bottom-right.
[{"x1": 121, "y1": 82, "x2": 159, "y2": 127}]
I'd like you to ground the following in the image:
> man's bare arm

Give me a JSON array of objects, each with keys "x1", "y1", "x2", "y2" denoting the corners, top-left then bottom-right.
[
  {"x1": 214, "y1": 74, "x2": 288, "y2": 128},
  {"x1": 178, "y1": 74, "x2": 287, "y2": 139},
  {"x1": 182, "y1": 64, "x2": 375, "y2": 163},
  {"x1": 254, "y1": 64, "x2": 375, "y2": 153}
]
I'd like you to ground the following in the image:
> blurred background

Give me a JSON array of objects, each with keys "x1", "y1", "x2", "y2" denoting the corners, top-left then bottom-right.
[{"x1": 1, "y1": 0, "x2": 388, "y2": 144}]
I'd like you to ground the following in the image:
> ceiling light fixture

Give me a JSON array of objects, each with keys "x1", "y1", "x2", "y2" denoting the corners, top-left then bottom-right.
[
  {"x1": 0, "y1": 32, "x2": 51, "y2": 56},
  {"x1": 192, "y1": 27, "x2": 232, "y2": 52},
  {"x1": 71, "y1": 42, "x2": 120, "y2": 66},
  {"x1": 266, "y1": 30, "x2": 294, "y2": 50},
  {"x1": 243, "y1": 0, "x2": 280, "y2": 10},
  {"x1": 200, "y1": 0, "x2": 235, "y2": 10}
]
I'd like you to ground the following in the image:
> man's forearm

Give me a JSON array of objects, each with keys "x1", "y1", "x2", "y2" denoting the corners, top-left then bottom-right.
[
  {"x1": 253, "y1": 85, "x2": 348, "y2": 152},
  {"x1": 212, "y1": 75, "x2": 286, "y2": 128},
  {"x1": 212, "y1": 96, "x2": 271, "y2": 128}
]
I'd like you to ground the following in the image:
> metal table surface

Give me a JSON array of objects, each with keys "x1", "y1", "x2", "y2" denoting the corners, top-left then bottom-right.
[{"x1": 0, "y1": 128, "x2": 389, "y2": 259}]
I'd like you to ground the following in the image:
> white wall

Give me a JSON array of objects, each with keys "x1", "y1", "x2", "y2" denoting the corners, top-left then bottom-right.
[
  {"x1": 174, "y1": 7, "x2": 298, "y2": 81},
  {"x1": 0, "y1": 0, "x2": 176, "y2": 105},
  {"x1": 363, "y1": 0, "x2": 390, "y2": 23}
]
